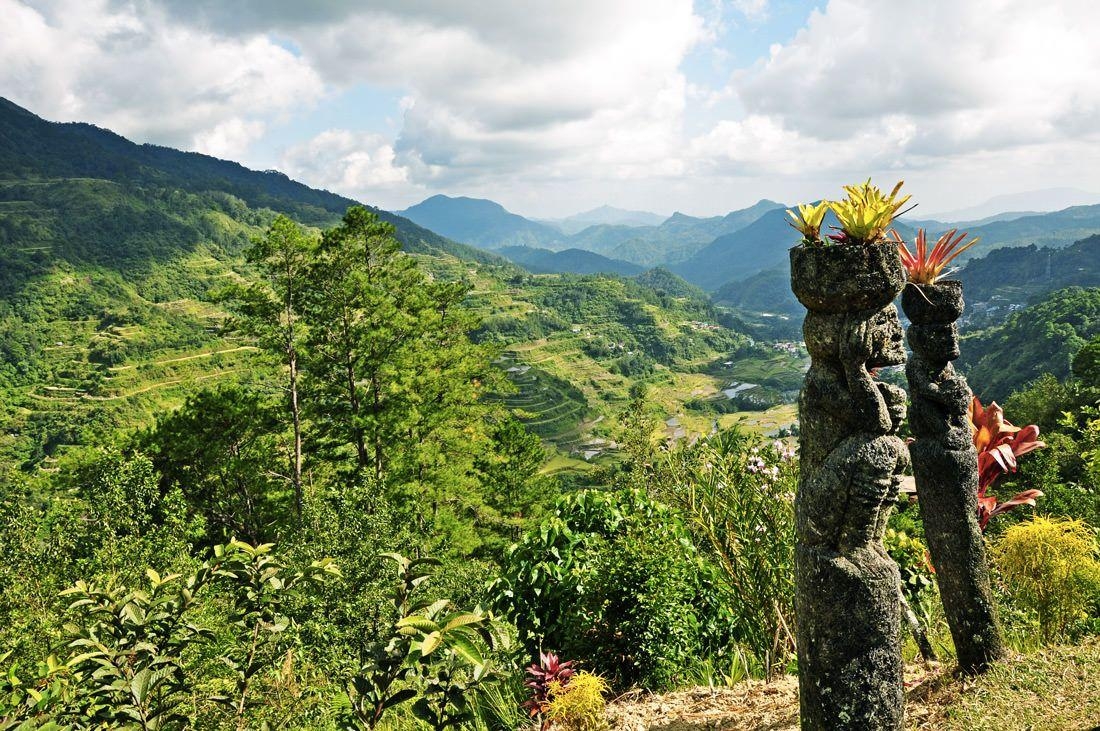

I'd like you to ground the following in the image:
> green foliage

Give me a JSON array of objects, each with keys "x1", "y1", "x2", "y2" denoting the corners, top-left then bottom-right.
[
  {"x1": 207, "y1": 541, "x2": 340, "y2": 729},
  {"x1": 341, "y1": 554, "x2": 508, "y2": 730},
  {"x1": 494, "y1": 489, "x2": 733, "y2": 690},
  {"x1": 302, "y1": 207, "x2": 501, "y2": 505},
  {"x1": 0, "y1": 541, "x2": 338, "y2": 730},
  {"x1": 140, "y1": 386, "x2": 287, "y2": 545},
  {"x1": 993, "y1": 516, "x2": 1100, "y2": 640},
  {"x1": 653, "y1": 431, "x2": 796, "y2": 678},
  {"x1": 963, "y1": 287, "x2": 1100, "y2": 401},
  {"x1": 59, "y1": 569, "x2": 217, "y2": 729},
  {"x1": 884, "y1": 528, "x2": 935, "y2": 605}
]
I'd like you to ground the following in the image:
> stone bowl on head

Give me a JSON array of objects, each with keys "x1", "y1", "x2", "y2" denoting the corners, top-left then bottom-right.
[{"x1": 790, "y1": 243, "x2": 906, "y2": 314}]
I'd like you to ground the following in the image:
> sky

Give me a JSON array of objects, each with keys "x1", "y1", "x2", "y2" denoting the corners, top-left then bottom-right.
[{"x1": 3, "y1": 0, "x2": 1100, "y2": 218}]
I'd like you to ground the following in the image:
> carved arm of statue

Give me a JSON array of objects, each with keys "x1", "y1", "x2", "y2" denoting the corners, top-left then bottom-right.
[{"x1": 841, "y1": 318, "x2": 893, "y2": 434}]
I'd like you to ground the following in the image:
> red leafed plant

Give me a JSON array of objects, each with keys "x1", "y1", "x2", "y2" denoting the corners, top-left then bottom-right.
[
  {"x1": 897, "y1": 228, "x2": 980, "y2": 284},
  {"x1": 523, "y1": 651, "x2": 575, "y2": 729},
  {"x1": 968, "y1": 396, "x2": 1046, "y2": 530}
]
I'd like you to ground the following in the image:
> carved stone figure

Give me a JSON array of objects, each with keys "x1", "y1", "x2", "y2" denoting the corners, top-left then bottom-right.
[
  {"x1": 902, "y1": 281, "x2": 1006, "y2": 673},
  {"x1": 790, "y1": 244, "x2": 907, "y2": 730}
]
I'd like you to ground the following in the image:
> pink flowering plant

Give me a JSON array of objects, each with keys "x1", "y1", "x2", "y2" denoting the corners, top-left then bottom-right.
[{"x1": 654, "y1": 431, "x2": 797, "y2": 678}]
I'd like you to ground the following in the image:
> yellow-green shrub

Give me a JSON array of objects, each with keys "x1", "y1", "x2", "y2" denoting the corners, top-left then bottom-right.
[
  {"x1": 545, "y1": 672, "x2": 609, "y2": 731},
  {"x1": 993, "y1": 516, "x2": 1100, "y2": 639}
]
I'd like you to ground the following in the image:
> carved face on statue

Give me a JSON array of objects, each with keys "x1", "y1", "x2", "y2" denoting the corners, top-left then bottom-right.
[
  {"x1": 803, "y1": 306, "x2": 906, "y2": 366},
  {"x1": 867, "y1": 307, "x2": 906, "y2": 369},
  {"x1": 907, "y1": 322, "x2": 960, "y2": 361}
]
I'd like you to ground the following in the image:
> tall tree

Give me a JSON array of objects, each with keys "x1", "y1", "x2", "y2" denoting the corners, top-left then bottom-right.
[
  {"x1": 229, "y1": 215, "x2": 314, "y2": 514},
  {"x1": 302, "y1": 207, "x2": 500, "y2": 507}
]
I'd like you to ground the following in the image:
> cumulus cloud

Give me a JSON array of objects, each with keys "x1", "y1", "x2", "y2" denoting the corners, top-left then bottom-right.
[
  {"x1": 730, "y1": 0, "x2": 1100, "y2": 159},
  {"x1": 5, "y1": 0, "x2": 1100, "y2": 215},
  {"x1": 0, "y1": 0, "x2": 323, "y2": 159},
  {"x1": 291, "y1": 1, "x2": 704, "y2": 189},
  {"x1": 281, "y1": 129, "x2": 411, "y2": 194}
]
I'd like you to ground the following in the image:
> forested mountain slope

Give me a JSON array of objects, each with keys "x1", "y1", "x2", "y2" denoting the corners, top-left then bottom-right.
[
  {"x1": 956, "y1": 234, "x2": 1100, "y2": 304},
  {"x1": 960, "y1": 287, "x2": 1100, "y2": 400},
  {"x1": 0, "y1": 99, "x2": 508, "y2": 477},
  {"x1": 0, "y1": 97, "x2": 493, "y2": 264}
]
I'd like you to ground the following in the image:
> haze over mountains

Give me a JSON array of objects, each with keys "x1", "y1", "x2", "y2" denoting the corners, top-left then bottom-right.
[
  {"x1": 396, "y1": 191, "x2": 1100, "y2": 294},
  {"x1": 922, "y1": 187, "x2": 1099, "y2": 224}
]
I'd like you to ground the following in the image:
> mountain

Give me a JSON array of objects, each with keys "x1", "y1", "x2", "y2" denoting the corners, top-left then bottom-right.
[
  {"x1": 566, "y1": 200, "x2": 785, "y2": 267},
  {"x1": 397, "y1": 195, "x2": 785, "y2": 267},
  {"x1": 496, "y1": 245, "x2": 643, "y2": 276},
  {"x1": 669, "y1": 205, "x2": 901, "y2": 291},
  {"x1": 0, "y1": 98, "x2": 494, "y2": 266},
  {"x1": 397, "y1": 194, "x2": 563, "y2": 249},
  {"x1": 549, "y1": 205, "x2": 665, "y2": 234},
  {"x1": 952, "y1": 204, "x2": 1100, "y2": 259},
  {"x1": 0, "y1": 98, "x2": 515, "y2": 471},
  {"x1": 712, "y1": 265, "x2": 801, "y2": 317},
  {"x1": 631, "y1": 267, "x2": 706, "y2": 299},
  {"x1": 956, "y1": 234, "x2": 1100, "y2": 305},
  {"x1": 925, "y1": 187, "x2": 1098, "y2": 223},
  {"x1": 699, "y1": 202, "x2": 1100, "y2": 299}
]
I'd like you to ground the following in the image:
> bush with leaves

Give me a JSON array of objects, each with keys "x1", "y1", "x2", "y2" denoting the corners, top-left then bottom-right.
[
  {"x1": 544, "y1": 671, "x2": 609, "y2": 731},
  {"x1": 494, "y1": 489, "x2": 733, "y2": 690},
  {"x1": 993, "y1": 516, "x2": 1100, "y2": 640},
  {"x1": 0, "y1": 541, "x2": 338, "y2": 730},
  {"x1": 208, "y1": 541, "x2": 340, "y2": 730},
  {"x1": 341, "y1": 554, "x2": 510, "y2": 730}
]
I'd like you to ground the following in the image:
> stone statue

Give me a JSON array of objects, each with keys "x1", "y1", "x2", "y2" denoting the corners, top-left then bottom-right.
[
  {"x1": 790, "y1": 243, "x2": 907, "y2": 730},
  {"x1": 902, "y1": 281, "x2": 1005, "y2": 673}
]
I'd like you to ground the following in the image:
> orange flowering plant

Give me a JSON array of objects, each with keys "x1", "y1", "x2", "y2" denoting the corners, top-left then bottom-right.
[{"x1": 968, "y1": 396, "x2": 1046, "y2": 531}]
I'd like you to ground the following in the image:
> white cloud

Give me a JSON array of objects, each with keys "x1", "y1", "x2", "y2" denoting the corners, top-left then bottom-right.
[
  {"x1": 5, "y1": 0, "x2": 1100, "y2": 216},
  {"x1": 292, "y1": 1, "x2": 704, "y2": 191},
  {"x1": 194, "y1": 119, "x2": 267, "y2": 160},
  {"x1": 0, "y1": 0, "x2": 324, "y2": 160},
  {"x1": 732, "y1": 0, "x2": 1100, "y2": 157},
  {"x1": 281, "y1": 129, "x2": 412, "y2": 195}
]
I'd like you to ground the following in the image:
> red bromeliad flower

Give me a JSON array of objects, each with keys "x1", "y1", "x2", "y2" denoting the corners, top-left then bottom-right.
[
  {"x1": 523, "y1": 651, "x2": 575, "y2": 728},
  {"x1": 968, "y1": 396, "x2": 1046, "y2": 530},
  {"x1": 897, "y1": 228, "x2": 980, "y2": 284}
]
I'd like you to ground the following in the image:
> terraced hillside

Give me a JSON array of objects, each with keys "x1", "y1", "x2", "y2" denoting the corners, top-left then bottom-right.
[
  {"x1": 0, "y1": 99, "x2": 809, "y2": 483},
  {"x1": 462, "y1": 266, "x2": 807, "y2": 466}
]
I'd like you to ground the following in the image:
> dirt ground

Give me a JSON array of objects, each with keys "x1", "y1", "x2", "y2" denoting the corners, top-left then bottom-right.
[{"x1": 607, "y1": 663, "x2": 956, "y2": 731}]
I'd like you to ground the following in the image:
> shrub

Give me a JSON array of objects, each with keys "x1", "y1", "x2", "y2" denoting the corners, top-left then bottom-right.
[
  {"x1": 993, "y1": 516, "x2": 1100, "y2": 639},
  {"x1": 653, "y1": 430, "x2": 796, "y2": 678},
  {"x1": 493, "y1": 489, "x2": 733, "y2": 690},
  {"x1": 545, "y1": 671, "x2": 609, "y2": 731}
]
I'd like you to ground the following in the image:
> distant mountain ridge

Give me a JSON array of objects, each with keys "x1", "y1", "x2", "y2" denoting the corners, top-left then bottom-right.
[
  {"x1": 398, "y1": 194, "x2": 564, "y2": 250},
  {"x1": 546, "y1": 205, "x2": 666, "y2": 234},
  {"x1": 397, "y1": 193, "x2": 785, "y2": 271},
  {"x1": 925, "y1": 187, "x2": 1098, "y2": 223},
  {"x1": 495, "y1": 246, "x2": 643, "y2": 276},
  {"x1": 708, "y1": 203, "x2": 1100, "y2": 312}
]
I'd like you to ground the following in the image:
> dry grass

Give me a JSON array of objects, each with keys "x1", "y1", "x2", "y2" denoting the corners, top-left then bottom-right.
[{"x1": 606, "y1": 639, "x2": 1100, "y2": 731}]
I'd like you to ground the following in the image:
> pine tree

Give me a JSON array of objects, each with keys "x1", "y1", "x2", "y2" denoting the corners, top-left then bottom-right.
[
  {"x1": 301, "y1": 207, "x2": 501, "y2": 514},
  {"x1": 228, "y1": 215, "x2": 314, "y2": 515}
]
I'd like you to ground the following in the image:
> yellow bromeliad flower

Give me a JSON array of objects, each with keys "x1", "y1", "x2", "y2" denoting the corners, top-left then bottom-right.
[
  {"x1": 830, "y1": 179, "x2": 911, "y2": 244},
  {"x1": 786, "y1": 200, "x2": 830, "y2": 243}
]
